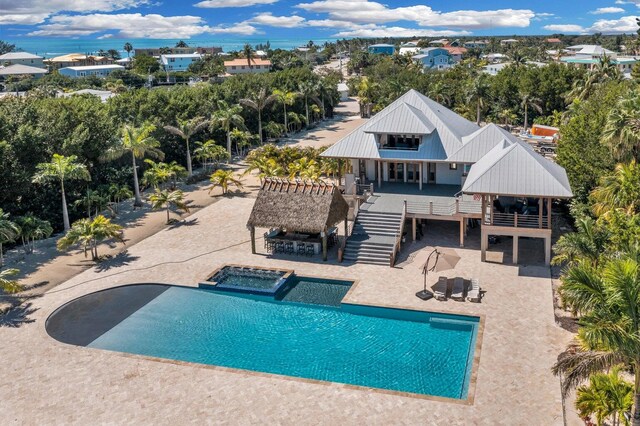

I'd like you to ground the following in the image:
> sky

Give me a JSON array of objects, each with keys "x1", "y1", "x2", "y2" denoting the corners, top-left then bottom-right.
[{"x1": 1, "y1": 0, "x2": 640, "y2": 41}]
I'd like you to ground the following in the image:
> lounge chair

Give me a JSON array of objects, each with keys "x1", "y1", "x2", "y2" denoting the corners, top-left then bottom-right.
[
  {"x1": 467, "y1": 278, "x2": 481, "y2": 303},
  {"x1": 451, "y1": 277, "x2": 466, "y2": 301},
  {"x1": 434, "y1": 276, "x2": 448, "y2": 301}
]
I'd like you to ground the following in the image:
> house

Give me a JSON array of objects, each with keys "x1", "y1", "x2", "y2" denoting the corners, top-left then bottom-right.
[
  {"x1": 483, "y1": 61, "x2": 546, "y2": 76},
  {"x1": 0, "y1": 64, "x2": 48, "y2": 80},
  {"x1": 134, "y1": 46, "x2": 222, "y2": 57},
  {"x1": 399, "y1": 42, "x2": 421, "y2": 56},
  {"x1": 45, "y1": 53, "x2": 113, "y2": 70},
  {"x1": 443, "y1": 46, "x2": 467, "y2": 63},
  {"x1": 61, "y1": 89, "x2": 117, "y2": 102},
  {"x1": 463, "y1": 40, "x2": 489, "y2": 49},
  {"x1": 0, "y1": 52, "x2": 44, "y2": 68},
  {"x1": 223, "y1": 58, "x2": 272, "y2": 75},
  {"x1": 482, "y1": 53, "x2": 508, "y2": 63},
  {"x1": 429, "y1": 39, "x2": 449, "y2": 46},
  {"x1": 368, "y1": 44, "x2": 395, "y2": 55},
  {"x1": 58, "y1": 64, "x2": 125, "y2": 78},
  {"x1": 546, "y1": 38, "x2": 562, "y2": 44},
  {"x1": 321, "y1": 89, "x2": 572, "y2": 266},
  {"x1": 560, "y1": 45, "x2": 637, "y2": 76},
  {"x1": 413, "y1": 48, "x2": 452, "y2": 70},
  {"x1": 500, "y1": 39, "x2": 519, "y2": 46},
  {"x1": 160, "y1": 54, "x2": 202, "y2": 72}
]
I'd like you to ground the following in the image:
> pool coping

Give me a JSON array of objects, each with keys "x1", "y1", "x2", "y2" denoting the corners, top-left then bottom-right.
[
  {"x1": 202, "y1": 264, "x2": 295, "y2": 292},
  {"x1": 46, "y1": 279, "x2": 484, "y2": 406}
]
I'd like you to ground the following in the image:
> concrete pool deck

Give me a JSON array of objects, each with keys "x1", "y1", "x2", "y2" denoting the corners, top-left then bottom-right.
[{"x1": 0, "y1": 195, "x2": 575, "y2": 425}]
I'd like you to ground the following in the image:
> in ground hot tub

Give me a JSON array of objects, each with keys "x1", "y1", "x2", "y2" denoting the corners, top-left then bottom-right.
[{"x1": 199, "y1": 265, "x2": 294, "y2": 296}]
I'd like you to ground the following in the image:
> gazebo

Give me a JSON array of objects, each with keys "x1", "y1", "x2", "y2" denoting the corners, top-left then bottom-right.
[{"x1": 247, "y1": 179, "x2": 350, "y2": 261}]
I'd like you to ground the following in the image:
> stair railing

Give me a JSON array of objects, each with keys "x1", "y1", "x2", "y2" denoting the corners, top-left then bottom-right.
[
  {"x1": 389, "y1": 200, "x2": 407, "y2": 267},
  {"x1": 338, "y1": 198, "x2": 360, "y2": 263}
]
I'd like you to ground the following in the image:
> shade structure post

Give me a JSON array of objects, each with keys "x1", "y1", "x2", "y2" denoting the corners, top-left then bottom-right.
[
  {"x1": 250, "y1": 226, "x2": 256, "y2": 254},
  {"x1": 377, "y1": 161, "x2": 382, "y2": 188},
  {"x1": 322, "y1": 228, "x2": 328, "y2": 261},
  {"x1": 344, "y1": 216, "x2": 348, "y2": 237}
]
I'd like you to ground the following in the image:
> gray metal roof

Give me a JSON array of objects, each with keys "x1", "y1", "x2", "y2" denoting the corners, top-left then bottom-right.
[
  {"x1": 363, "y1": 102, "x2": 435, "y2": 135},
  {"x1": 320, "y1": 127, "x2": 380, "y2": 159},
  {"x1": 448, "y1": 124, "x2": 514, "y2": 163},
  {"x1": 0, "y1": 52, "x2": 42, "y2": 60},
  {"x1": 462, "y1": 139, "x2": 573, "y2": 198},
  {"x1": 0, "y1": 64, "x2": 47, "y2": 76}
]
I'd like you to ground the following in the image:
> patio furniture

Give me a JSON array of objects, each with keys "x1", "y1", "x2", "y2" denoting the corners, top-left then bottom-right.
[
  {"x1": 467, "y1": 278, "x2": 481, "y2": 303},
  {"x1": 451, "y1": 277, "x2": 466, "y2": 301},
  {"x1": 306, "y1": 244, "x2": 315, "y2": 256},
  {"x1": 285, "y1": 241, "x2": 294, "y2": 255},
  {"x1": 297, "y1": 244, "x2": 306, "y2": 256},
  {"x1": 263, "y1": 232, "x2": 269, "y2": 249},
  {"x1": 275, "y1": 241, "x2": 284, "y2": 253},
  {"x1": 433, "y1": 276, "x2": 448, "y2": 301},
  {"x1": 266, "y1": 240, "x2": 275, "y2": 253}
]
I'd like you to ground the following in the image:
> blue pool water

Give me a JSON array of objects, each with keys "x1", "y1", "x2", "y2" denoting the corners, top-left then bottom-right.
[{"x1": 88, "y1": 286, "x2": 479, "y2": 399}]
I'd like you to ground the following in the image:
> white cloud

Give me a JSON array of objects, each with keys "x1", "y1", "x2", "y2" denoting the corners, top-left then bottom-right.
[
  {"x1": 543, "y1": 24, "x2": 586, "y2": 33},
  {"x1": 590, "y1": 7, "x2": 625, "y2": 14},
  {"x1": 209, "y1": 22, "x2": 259, "y2": 35},
  {"x1": 194, "y1": 0, "x2": 278, "y2": 7},
  {"x1": 248, "y1": 13, "x2": 306, "y2": 28},
  {"x1": 27, "y1": 13, "x2": 215, "y2": 39},
  {"x1": 333, "y1": 25, "x2": 470, "y2": 38},
  {"x1": 0, "y1": 0, "x2": 150, "y2": 24},
  {"x1": 419, "y1": 9, "x2": 534, "y2": 29},
  {"x1": 588, "y1": 15, "x2": 640, "y2": 32}
]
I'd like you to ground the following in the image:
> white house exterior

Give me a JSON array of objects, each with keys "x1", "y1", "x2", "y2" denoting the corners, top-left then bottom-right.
[
  {"x1": 58, "y1": 64, "x2": 124, "y2": 78},
  {"x1": 160, "y1": 54, "x2": 202, "y2": 72},
  {"x1": 0, "y1": 52, "x2": 44, "y2": 67},
  {"x1": 322, "y1": 90, "x2": 572, "y2": 265}
]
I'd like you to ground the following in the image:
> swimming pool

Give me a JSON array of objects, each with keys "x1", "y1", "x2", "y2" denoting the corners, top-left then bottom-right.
[{"x1": 48, "y1": 281, "x2": 480, "y2": 400}]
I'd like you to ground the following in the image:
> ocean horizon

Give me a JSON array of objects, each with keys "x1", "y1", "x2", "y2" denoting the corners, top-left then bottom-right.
[{"x1": 3, "y1": 37, "x2": 339, "y2": 58}]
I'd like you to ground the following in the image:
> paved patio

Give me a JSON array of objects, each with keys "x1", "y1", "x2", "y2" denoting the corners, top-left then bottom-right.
[{"x1": 0, "y1": 195, "x2": 576, "y2": 425}]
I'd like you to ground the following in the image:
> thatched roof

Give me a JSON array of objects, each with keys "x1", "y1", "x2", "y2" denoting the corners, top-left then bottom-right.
[{"x1": 247, "y1": 179, "x2": 349, "y2": 234}]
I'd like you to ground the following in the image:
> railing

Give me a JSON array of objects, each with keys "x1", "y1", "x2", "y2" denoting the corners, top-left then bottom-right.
[
  {"x1": 338, "y1": 198, "x2": 360, "y2": 262},
  {"x1": 389, "y1": 199, "x2": 407, "y2": 267},
  {"x1": 489, "y1": 212, "x2": 550, "y2": 229},
  {"x1": 356, "y1": 183, "x2": 374, "y2": 197},
  {"x1": 406, "y1": 198, "x2": 482, "y2": 217}
]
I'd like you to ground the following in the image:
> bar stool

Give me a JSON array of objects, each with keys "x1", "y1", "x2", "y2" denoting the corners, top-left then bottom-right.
[
  {"x1": 297, "y1": 243, "x2": 306, "y2": 256},
  {"x1": 306, "y1": 244, "x2": 315, "y2": 256},
  {"x1": 275, "y1": 241, "x2": 284, "y2": 253},
  {"x1": 285, "y1": 241, "x2": 294, "y2": 255}
]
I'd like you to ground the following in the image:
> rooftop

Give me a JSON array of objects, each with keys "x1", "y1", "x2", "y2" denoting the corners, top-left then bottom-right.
[
  {"x1": 0, "y1": 52, "x2": 43, "y2": 60},
  {"x1": 60, "y1": 65, "x2": 124, "y2": 71},
  {"x1": 0, "y1": 64, "x2": 48, "y2": 75},
  {"x1": 224, "y1": 58, "x2": 272, "y2": 67}
]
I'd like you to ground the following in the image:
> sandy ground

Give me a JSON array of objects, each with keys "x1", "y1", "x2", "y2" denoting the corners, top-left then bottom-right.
[{"x1": 1, "y1": 99, "x2": 364, "y2": 306}]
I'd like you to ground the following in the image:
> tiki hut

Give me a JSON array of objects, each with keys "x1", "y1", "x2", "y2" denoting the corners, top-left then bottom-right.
[{"x1": 247, "y1": 179, "x2": 350, "y2": 260}]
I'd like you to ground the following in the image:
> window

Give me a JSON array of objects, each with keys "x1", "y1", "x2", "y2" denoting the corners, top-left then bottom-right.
[
  {"x1": 241, "y1": 66, "x2": 245, "y2": 69},
  {"x1": 231, "y1": 66, "x2": 236, "y2": 70},
  {"x1": 463, "y1": 164, "x2": 471, "y2": 176},
  {"x1": 449, "y1": 163, "x2": 458, "y2": 170}
]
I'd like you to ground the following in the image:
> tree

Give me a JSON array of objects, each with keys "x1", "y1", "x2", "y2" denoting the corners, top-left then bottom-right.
[
  {"x1": 211, "y1": 101, "x2": 244, "y2": 157},
  {"x1": 107, "y1": 185, "x2": 133, "y2": 214},
  {"x1": 107, "y1": 49, "x2": 121, "y2": 60},
  {"x1": 243, "y1": 43, "x2": 255, "y2": 68},
  {"x1": 243, "y1": 157, "x2": 284, "y2": 182},
  {"x1": 193, "y1": 140, "x2": 230, "y2": 170},
  {"x1": 552, "y1": 253, "x2": 640, "y2": 426},
  {"x1": 0, "y1": 40, "x2": 15, "y2": 55},
  {"x1": 132, "y1": 54, "x2": 160, "y2": 74},
  {"x1": 101, "y1": 123, "x2": 164, "y2": 207},
  {"x1": 0, "y1": 209, "x2": 20, "y2": 267},
  {"x1": 175, "y1": 40, "x2": 189, "y2": 48},
  {"x1": 230, "y1": 128, "x2": 255, "y2": 157},
  {"x1": 519, "y1": 91, "x2": 543, "y2": 131},
  {"x1": 163, "y1": 117, "x2": 209, "y2": 176},
  {"x1": 272, "y1": 89, "x2": 299, "y2": 136},
  {"x1": 603, "y1": 92, "x2": 640, "y2": 161},
  {"x1": 209, "y1": 169, "x2": 243, "y2": 195},
  {"x1": 56, "y1": 215, "x2": 124, "y2": 261},
  {"x1": 467, "y1": 75, "x2": 491, "y2": 125},
  {"x1": 149, "y1": 189, "x2": 190, "y2": 224},
  {"x1": 240, "y1": 88, "x2": 277, "y2": 143},
  {"x1": 33, "y1": 154, "x2": 91, "y2": 231},
  {"x1": 15, "y1": 214, "x2": 53, "y2": 254},
  {"x1": 123, "y1": 42, "x2": 133, "y2": 58},
  {"x1": 576, "y1": 367, "x2": 633, "y2": 426},
  {"x1": 298, "y1": 81, "x2": 320, "y2": 126},
  {"x1": 0, "y1": 268, "x2": 21, "y2": 294},
  {"x1": 552, "y1": 217, "x2": 610, "y2": 268},
  {"x1": 591, "y1": 161, "x2": 640, "y2": 217}
]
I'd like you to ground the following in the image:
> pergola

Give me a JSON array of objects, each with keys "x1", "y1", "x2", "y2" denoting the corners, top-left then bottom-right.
[{"x1": 246, "y1": 179, "x2": 350, "y2": 261}]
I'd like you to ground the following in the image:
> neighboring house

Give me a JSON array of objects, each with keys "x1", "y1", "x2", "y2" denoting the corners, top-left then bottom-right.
[
  {"x1": 368, "y1": 44, "x2": 395, "y2": 55},
  {"x1": 0, "y1": 64, "x2": 48, "y2": 80},
  {"x1": 500, "y1": 39, "x2": 519, "y2": 45},
  {"x1": 413, "y1": 48, "x2": 452, "y2": 70},
  {"x1": 45, "y1": 53, "x2": 113, "y2": 70},
  {"x1": 321, "y1": 89, "x2": 572, "y2": 266},
  {"x1": 463, "y1": 40, "x2": 489, "y2": 49},
  {"x1": 0, "y1": 52, "x2": 44, "y2": 67},
  {"x1": 560, "y1": 44, "x2": 637, "y2": 77},
  {"x1": 483, "y1": 61, "x2": 546, "y2": 76},
  {"x1": 429, "y1": 39, "x2": 449, "y2": 46},
  {"x1": 546, "y1": 38, "x2": 562, "y2": 44},
  {"x1": 61, "y1": 89, "x2": 117, "y2": 102},
  {"x1": 399, "y1": 42, "x2": 421, "y2": 56},
  {"x1": 482, "y1": 53, "x2": 508, "y2": 63},
  {"x1": 134, "y1": 46, "x2": 222, "y2": 57},
  {"x1": 58, "y1": 64, "x2": 125, "y2": 78},
  {"x1": 223, "y1": 58, "x2": 272, "y2": 75},
  {"x1": 160, "y1": 54, "x2": 202, "y2": 72},
  {"x1": 443, "y1": 46, "x2": 467, "y2": 63}
]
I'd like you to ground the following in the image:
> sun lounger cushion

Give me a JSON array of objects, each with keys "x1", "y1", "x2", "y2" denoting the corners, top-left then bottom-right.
[
  {"x1": 434, "y1": 276, "x2": 448, "y2": 300},
  {"x1": 467, "y1": 278, "x2": 481, "y2": 303},
  {"x1": 451, "y1": 277, "x2": 465, "y2": 301}
]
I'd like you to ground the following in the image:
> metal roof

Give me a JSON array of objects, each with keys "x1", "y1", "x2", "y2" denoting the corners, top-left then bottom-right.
[
  {"x1": 0, "y1": 64, "x2": 47, "y2": 75},
  {"x1": 61, "y1": 65, "x2": 124, "y2": 71},
  {"x1": 363, "y1": 102, "x2": 435, "y2": 135},
  {"x1": 462, "y1": 139, "x2": 573, "y2": 198},
  {"x1": 320, "y1": 127, "x2": 380, "y2": 159},
  {"x1": 0, "y1": 52, "x2": 42, "y2": 60},
  {"x1": 448, "y1": 124, "x2": 513, "y2": 163}
]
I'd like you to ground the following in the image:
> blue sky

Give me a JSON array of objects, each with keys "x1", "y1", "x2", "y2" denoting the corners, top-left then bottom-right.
[{"x1": 1, "y1": 0, "x2": 639, "y2": 40}]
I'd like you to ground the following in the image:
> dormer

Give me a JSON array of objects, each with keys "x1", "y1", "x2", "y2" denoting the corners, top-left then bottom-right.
[{"x1": 363, "y1": 103, "x2": 435, "y2": 151}]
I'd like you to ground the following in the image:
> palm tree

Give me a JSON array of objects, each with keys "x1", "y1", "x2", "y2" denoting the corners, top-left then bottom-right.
[
  {"x1": 193, "y1": 140, "x2": 230, "y2": 170},
  {"x1": 552, "y1": 217, "x2": 610, "y2": 268},
  {"x1": 108, "y1": 185, "x2": 133, "y2": 214},
  {"x1": 467, "y1": 75, "x2": 491, "y2": 125},
  {"x1": 243, "y1": 43, "x2": 255, "y2": 69},
  {"x1": 576, "y1": 366, "x2": 633, "y2": 426},
  {"x1": 123, "y1": 42, "x2": 133, "y2": 58},
  {"x1": 209, "y1": 169, "x2": 243, "y2": 195},
  {"x1": 603, "y1": 92, "x2": 640, "y2": 161},
  {"x1": 0, "y1": 268, "x2": 21, "y2": 294},
  {"x1": 163, "y1": 117, "x2": 208, "y2": 176},
  {"x1": 211, "y1": 101, "x2": 244, "y2": 157},
  {"x1": 240, "y1": 88, "x2": 277, "y2": 143},
  {"x1": 0, "y1": 209, "x2": 20, "y2": 267},
  {"x1": 429, "y1": 81, "x2": 452, "y2": 106},
  {"x1": 591, "y1": 161, "x2": 640, "y2": 217},
  {"x1": 57, "y1": 215, "x2": 124, "y2": 261},
  {"x1": 272, "y1": 89, "x2": 299, "y2": 136},
  {"x1": 243, "y1": 157, "x2": 284, "y2": 182},
  {"x1": 15, "y1": 215, "x2": 53, "y2": 254},
  {"x1": 552, "y1": 253, "x2": 640, "y2": 426},
  {"x1": 149, "y1": 189, "x2": 190, "y2": 224},
  {"x1": 33, "y1": 154, "x2": 91, "y2": 231},
  {"x1": 230, "y1": 128, "x2": 255, "y2": 157},
  {"x1": 519, "y1": 91, "x2": 543, "y2": 131},
  {"x1": 101, "y1": 123, "x2": 164, "y2": 207},
  {"x1": 298, "y1": 81, "x2": 320, "y2": 126}
]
